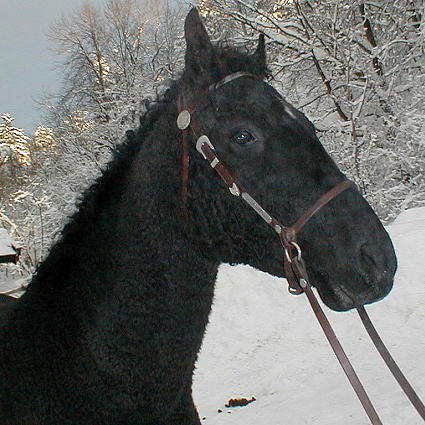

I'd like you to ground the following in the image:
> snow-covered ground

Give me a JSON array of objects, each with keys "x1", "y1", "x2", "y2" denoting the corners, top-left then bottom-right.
[
  {"x1": 1, "y1": 208, "x2": 423, "y2": 423},
  {"x1": 194, "y1": 207, "x2": 425, "y2": 425}
]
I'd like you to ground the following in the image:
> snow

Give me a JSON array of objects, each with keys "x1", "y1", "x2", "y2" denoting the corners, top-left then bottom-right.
[
  {"x1": 194, "y1": 207, "x2": 425, "y2": 425},
  {"x1": 0, "y1": 229, "x2": 26, "y2": 296},
  {"x1": 0, "y1": 228, "x2": 22, "y2": 257},
  {"x1": 0, "y1": 277, "x2": 27, "y2": 297},
  {"x1": 0, "y1": 208, "x2": 423, "y2": 423}
]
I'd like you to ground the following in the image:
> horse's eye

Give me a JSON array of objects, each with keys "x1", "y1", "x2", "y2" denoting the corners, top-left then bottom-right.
[{"x1": 230, "y1": 130, "x2": 256, "y2": 145}]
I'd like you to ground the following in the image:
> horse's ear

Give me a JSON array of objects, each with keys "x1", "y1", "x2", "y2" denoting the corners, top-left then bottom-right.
[
  {"x1": 251, "y1": 34, "x2": 266, "y2": 71},
  {"x1": 184, "y1": 8, "x2": 218, "y2": 84}
]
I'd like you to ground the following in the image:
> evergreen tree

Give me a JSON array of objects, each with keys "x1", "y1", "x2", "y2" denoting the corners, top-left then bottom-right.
[
  {"x1": 33, "y1": 126, "x2": 57, "y2": 153},
  {"x1": 0, "y1": 113, "x2": 31, "y2": 171}
]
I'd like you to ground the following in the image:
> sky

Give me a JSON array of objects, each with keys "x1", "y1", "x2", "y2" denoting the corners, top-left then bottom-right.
[
  {"x1": 0, "y1": 0, "x2": 188, "y2": 135},
  {"x1": 0, "y1": 0, "x2": 106, "y2": 134}
]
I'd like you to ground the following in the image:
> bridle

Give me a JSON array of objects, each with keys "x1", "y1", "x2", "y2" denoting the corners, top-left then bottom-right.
[{"x1": 176, "y1": 72, "x2": 425, "y2": 424}]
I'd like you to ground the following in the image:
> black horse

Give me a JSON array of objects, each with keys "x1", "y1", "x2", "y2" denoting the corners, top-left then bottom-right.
[{"x1": 0, "y1": 9, "x2": 396, "y2": 425}]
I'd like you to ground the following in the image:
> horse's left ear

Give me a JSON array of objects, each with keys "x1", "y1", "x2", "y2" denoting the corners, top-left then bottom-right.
[
  {"x1": 251, "y1": 34, "x2": 266, "y2": 71},
  {"x1": 184, "y1": 9, "x2": 219, "y2": 85}
]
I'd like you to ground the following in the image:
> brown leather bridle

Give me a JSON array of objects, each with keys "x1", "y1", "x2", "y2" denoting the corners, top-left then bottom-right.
[{"x1": 177, "y1": 72, "x2": 425, "y2": 424}]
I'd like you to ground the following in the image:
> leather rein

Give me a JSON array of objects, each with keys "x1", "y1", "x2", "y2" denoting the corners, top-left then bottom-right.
[{"x1": 177, "y1": 72, "x2": 425, "y2": 424}]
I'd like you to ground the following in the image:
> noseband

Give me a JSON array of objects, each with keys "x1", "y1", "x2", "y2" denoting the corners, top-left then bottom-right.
[{"x1": 177, "y1": 72, "x2": 425, "y2": 424}]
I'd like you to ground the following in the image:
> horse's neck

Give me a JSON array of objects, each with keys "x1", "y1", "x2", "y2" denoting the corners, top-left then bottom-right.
[
  {"x1": 78, "y1": 144, "x2": 219, "y2": 382},
  {"x1": 14, "y1": 122, "x2": 219, "y2": 381}
]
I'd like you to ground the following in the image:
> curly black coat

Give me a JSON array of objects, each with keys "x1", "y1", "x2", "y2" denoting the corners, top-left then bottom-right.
[{"x1": 0, "y1": 9, "x2": 270, "y2": 425}]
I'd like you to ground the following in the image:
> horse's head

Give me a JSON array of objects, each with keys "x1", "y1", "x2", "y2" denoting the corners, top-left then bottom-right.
[{"x1": 180, "y1": 9, "x2": 397, "y2": 311}]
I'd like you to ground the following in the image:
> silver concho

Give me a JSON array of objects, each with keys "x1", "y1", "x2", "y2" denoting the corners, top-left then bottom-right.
[{"x1": 177, "y1": 110, "x2": 191, "y2": 130}]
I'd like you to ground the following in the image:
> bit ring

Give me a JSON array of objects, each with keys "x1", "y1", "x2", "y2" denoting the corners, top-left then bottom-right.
[{"x1": 284, "y1": 241, "x2": 302, "y2": 263}]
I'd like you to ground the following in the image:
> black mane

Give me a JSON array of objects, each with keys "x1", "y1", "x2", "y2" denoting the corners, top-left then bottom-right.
[
  {"x1": 32, "y1": 44, "x2": 267, "y2": 289},
  {"x1": 31, "y1": 81, "x2": 176, "y2": 286}
]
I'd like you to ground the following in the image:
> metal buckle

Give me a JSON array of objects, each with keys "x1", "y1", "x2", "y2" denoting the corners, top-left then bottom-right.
[{"x1": 196, "y1": 135, "x2": 215, "y2": 159}]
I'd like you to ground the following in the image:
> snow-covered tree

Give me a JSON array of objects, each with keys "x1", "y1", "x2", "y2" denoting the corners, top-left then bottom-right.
[
  {"x1": 0, "y1": 113, "x2": 31, "y2": 173},
  {"x1": 45, "y1": 0, "x2": 186, "y2": 150},
  {"x1": 6, "y1": 0, "x2": 423, "y2": 277},
  {"x1": 33, "y1": 125, "x2": 57, "y2": 152},
  {"x1": 1, "y1": 0, "x2": 188, "y2": 272},
  {"x1": 199, "y1": 0, "x2": 425, "y2": 220}
]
